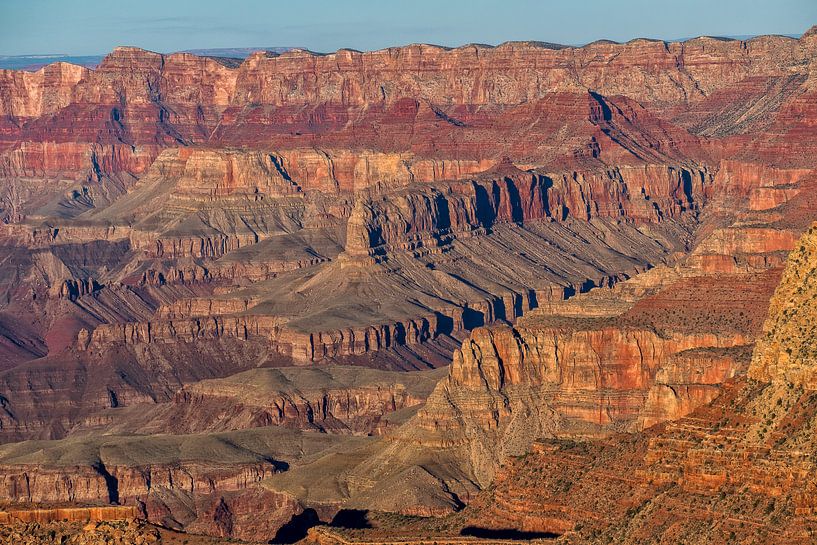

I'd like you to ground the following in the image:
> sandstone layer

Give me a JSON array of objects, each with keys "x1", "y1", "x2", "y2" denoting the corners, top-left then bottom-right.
[
  {"x1": 0, "y1": 27, "x2": 815, "y2": 542},
  {"x1": 450, "y1": 221, "x2": 817, "y2": 544}
]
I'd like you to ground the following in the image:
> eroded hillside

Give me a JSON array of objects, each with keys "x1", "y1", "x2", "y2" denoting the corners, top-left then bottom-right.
[{"x1": 0, "y1": 26, "x2": 815, "y2": 542}]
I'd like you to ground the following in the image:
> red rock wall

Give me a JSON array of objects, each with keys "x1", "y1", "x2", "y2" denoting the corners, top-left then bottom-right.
[
  {"x1": 0, "y1": 506, "x2": 136, "y2": 524},
  {"x1": 1, "y1": 32, "x2": 811, "y2": 181}
]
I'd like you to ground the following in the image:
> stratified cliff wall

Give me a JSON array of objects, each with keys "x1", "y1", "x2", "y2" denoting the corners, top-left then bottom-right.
[
  {"x1": 0, "y1": 27, "x2": 815, "y2": 543},
  {"x1": 462, "y1": 221, "x2": 817, "y2": 545}
]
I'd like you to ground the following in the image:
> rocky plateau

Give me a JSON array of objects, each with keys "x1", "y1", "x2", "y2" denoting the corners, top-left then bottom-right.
[{"x1": 0, "y1": 25, "x2": 816, "y2": 543}]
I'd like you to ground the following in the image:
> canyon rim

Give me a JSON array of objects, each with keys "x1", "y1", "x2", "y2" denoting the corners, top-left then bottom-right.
[{"x1": 0, "y1": 1, "x2": 816, "y2": 544}]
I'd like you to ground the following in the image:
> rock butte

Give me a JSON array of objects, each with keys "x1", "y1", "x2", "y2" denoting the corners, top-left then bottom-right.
[{"x1": 0, "y1": 26, "x2": 814, "y2": 541}]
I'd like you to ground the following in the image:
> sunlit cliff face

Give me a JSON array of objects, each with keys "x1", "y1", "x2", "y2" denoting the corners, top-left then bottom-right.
[{"x1": 0, "y1": 27, "x2": 815, "y2": 541}]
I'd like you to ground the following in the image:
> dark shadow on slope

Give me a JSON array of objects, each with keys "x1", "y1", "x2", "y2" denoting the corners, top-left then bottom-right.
[
  {"x1": 460, "y1": 526, "x2": 561, "y2": 540},
  {"x1": 271, "y1": 508, "x2": 319, "y2": 544},
  {"x1": 462, "y1": 307, "x2": 485, "y2": 329},
  {"x1": 588, "y1": 90, "x2": 613, "y2": 121},
  {"x1": 92, "y1": 461, "x2": 119, "y2": 504},
  {"x1": 330, "y1": 508, "x2": 372, "y2": 528}
]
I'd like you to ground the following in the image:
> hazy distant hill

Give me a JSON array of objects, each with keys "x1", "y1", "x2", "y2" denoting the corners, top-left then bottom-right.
[
  {"x1": 0, "y1": 47, "x2": 297, "y2": 70},
  {"x1": 0, "y1": 54, "x2": 104, "y2": 70}
]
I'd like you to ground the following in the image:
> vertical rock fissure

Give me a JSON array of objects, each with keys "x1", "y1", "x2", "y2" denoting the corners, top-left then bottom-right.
[{"x1": 92, "y1": 460, "x2": 119, "y2": 504}]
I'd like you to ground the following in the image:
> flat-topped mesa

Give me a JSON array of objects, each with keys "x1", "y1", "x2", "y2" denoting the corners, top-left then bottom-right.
[
  {"x1": 2, "y1": 23, "x2": 817, "y2": 541},
  {"x1": 85, "y1": 314, "x2": 285, "y2": 348},
  {"x1": 154, "y1": 297, "x2": 260, "y2": 320},
  {"x1": 275, "y1": 149, "x2": 497, "y2": 194},
  {"x1": 107, "y1": 147, "x2": 301, "y2": 204},
  {"x1": 0, "y1": 461, "x2": 277, "y2": 505},
  {"x1": 0, "y1": 458, "x2": 296, "y2": 541},
  {"x1": 749, "y1": 222, "x2": 817, "y2": 387},
  {"x1": 0, "y1": 426, "x2": 318, "y2": 541},
  {"x1": 76, "y1": 260, "x2": 438, "y2": 356},
  {"x1": 0, "y1": 47, "x2": 238, "y2": 181},
  {"x1": 170, "y1": 383, "x2": 418, "y2": 435},
  {"x1": 144, "y1": 366, "x2": 443, "y2": 435},
  {"x1": 197, "y1": 147, "x2": 498, "y2": 194},
  {"x1": 81, "y1": 311, "x2": 440, "y2": 363},
  {"x1": 78, "y1": 46, "x2": 238, "y2": 107}
]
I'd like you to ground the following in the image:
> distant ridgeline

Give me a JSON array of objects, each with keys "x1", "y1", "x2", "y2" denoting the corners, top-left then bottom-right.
[
  {"x1": 0, "y1": 47, "x2": 296, "y2": 70},
  {"x1": 1, "y1": 35, "x2": 803, "y2": 71},
  {"x1": 0, "y1": 54, "x2": 104, "y2": 70}
]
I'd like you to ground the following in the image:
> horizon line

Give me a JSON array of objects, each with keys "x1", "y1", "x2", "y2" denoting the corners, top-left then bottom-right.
[{"x1": 0, "y1": 30, "x2": 806, "y2": 59}]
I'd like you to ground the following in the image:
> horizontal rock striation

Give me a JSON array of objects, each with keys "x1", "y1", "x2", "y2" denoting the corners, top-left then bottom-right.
[
  {"x1": 2, "y1": 31, "x2": 813, "y2": 192},
  {"x1": 0, "y1": 26, "x2": 816, "y2": 542},
  {"x1": 101, "y1": 366, "x2": 445, "y2": 436},
  {"x1": 344, "y1": 162, "x2": 707, "y2": 261},
  {"x1": 0, "y1": 462, "x2": 276, "y2": 505},
  {"x1": 47, "y1": 160, "x2": 702, "y2": 368},
  {"x1": 454, "y1": 219, "x2": 817, "y2": 544},
  {"x1": 0, "y1": 506, "x2": 136, "y2": 524},
  {"x1": 297, "y1": 256, "x2": 786, "y2": 515},
  {"x1": 0, "y1": 426, "x2": 372, "y2": 541}
]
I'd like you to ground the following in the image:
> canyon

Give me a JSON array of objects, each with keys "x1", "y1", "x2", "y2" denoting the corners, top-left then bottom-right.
[{"x1": 0, "y1": 24, "x2": 815, "y2": 543}]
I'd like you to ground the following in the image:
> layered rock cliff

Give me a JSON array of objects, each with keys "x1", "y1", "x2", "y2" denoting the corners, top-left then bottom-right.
[
  {"x1": 2, "y1": 30, "x2": 813, "y2": 204},
  {"x1": 0, "y1": 427, "x2": 365, "y2": 541},
  {"x1": 84, "y1": 366, "x2": 445, "y2": 436},
  {"x1": 454, "y1": 221, "x2": 817, "y2": 545},
  {"x1": 0, "y1": 27, "x2": 816, "y2": 542}
]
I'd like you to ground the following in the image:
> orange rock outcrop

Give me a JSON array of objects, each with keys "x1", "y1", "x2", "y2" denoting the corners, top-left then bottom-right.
[{"x1": 457, "y1": 221, "x2": 817, "y2": 545}]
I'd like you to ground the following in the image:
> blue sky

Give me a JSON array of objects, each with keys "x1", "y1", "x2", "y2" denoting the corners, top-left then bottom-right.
[{"x1": 1, "y1": 0, "x2": 815, "y2": 56}]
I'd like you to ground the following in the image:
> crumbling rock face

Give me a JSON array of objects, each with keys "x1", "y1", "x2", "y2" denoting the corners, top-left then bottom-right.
[
  {"x1": 0, "y1": 426, "x2": 351, "y2": 541},
  {"x1": 355, "y1": 261, "x2": 781, "y2": 492},
  {"x1": 0, "y1": 519, "x2": 161, "y2": 545},
  {"x1": 749, "y1": 223, "x2": 817, "y2": 387},
  {"x1": 0, "y1": 461, "x2": 297, "y2": 542},
  {"x1": 0, "y1": 62, "x2": 89, "y2": 118},
  {"x1": 403, "y1": 321, "x2": 751, "y2": 488},
  {"x1": 0, "y1": 462, "x2": 276, "y2": 505}
]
